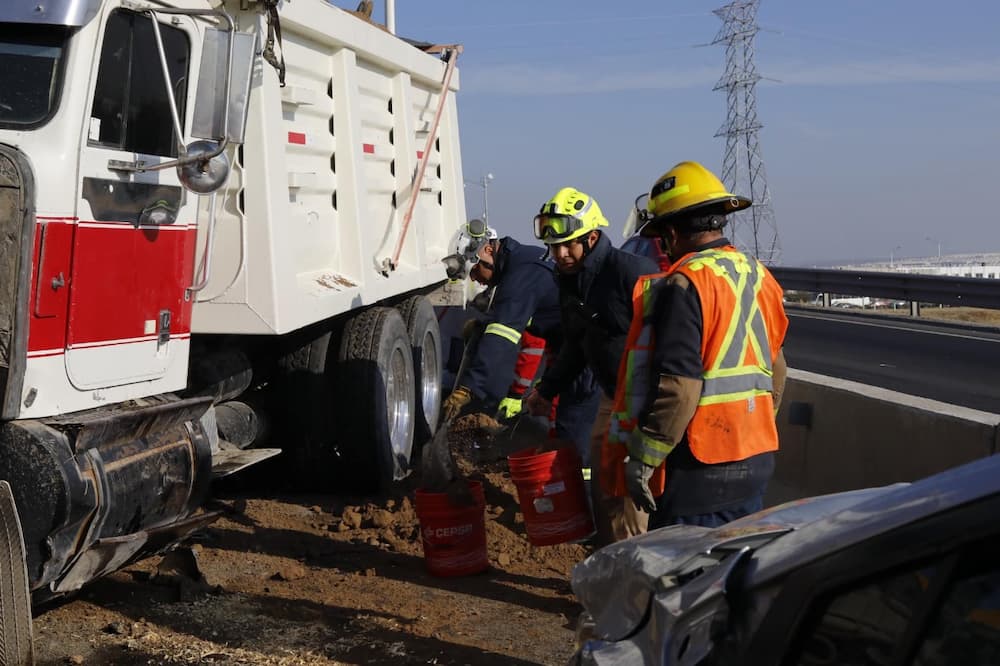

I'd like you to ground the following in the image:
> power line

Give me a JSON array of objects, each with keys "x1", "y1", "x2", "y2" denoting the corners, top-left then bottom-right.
[
  {"x1": 404, "y1": 12, "x2": 710, "y2": 32},
  {"x1": 713, "y1": 0, "x2": 781, "y2": 264}
]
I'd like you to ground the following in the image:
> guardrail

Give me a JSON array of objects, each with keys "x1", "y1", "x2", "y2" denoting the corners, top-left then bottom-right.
[{"x1": 769, "y1": 267, "x2": 1000, "y2": 313}]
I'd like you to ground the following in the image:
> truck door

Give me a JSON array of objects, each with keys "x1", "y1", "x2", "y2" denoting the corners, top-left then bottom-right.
[{"x1": 66, "y1": 7, "x2": 199, "y2": 389}]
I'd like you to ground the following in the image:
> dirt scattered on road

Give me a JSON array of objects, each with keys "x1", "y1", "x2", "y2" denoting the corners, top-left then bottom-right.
[{"x1": 32, "y1": 413, "x2": 591, "y2": 665}]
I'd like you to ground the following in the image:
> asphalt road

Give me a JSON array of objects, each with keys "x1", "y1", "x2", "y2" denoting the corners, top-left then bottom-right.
[{"x1": 783, "y1": 308, "x2": 1000, "y2": 413}]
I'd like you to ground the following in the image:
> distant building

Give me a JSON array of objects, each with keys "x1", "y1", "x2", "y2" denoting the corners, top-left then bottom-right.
[{"x1": 839, "y1": 253, "x2": 1000, "y2": 279}]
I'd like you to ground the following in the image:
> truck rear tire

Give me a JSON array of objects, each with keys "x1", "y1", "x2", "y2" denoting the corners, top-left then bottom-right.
[
  {"x1": 271, "y1": 323, "x2": 338, "y2": 489},
  {"x1": 337, "y1": 307, "x2": 415, "y2": 489},
  {"x1": 395, "y1": 296, "x2": 442, "y2": 447}
]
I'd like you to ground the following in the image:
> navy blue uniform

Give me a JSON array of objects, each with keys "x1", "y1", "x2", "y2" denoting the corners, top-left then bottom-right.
[
  {"x1": 537, "y1": 232, "x2": 660, "y2": 401},
  {"x1": 461, "y1": 237, "x2": 600, "y2": 456}
]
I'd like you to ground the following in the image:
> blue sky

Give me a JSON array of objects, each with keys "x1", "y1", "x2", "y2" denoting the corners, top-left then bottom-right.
[{"x1": 378, "y1": 1, "x2": 1000, "y2": 266}]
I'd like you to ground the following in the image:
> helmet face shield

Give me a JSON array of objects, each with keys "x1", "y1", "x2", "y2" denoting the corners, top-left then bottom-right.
[
  {"x1": 623, "y1": 193, "x2": 651, "y2": 239},
  {"x1": 533, "y1": 213, "x2": 585, "y2": 242}
]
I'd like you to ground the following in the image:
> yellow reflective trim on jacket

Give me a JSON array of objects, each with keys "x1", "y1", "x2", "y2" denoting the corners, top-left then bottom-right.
[
  {"x1": 484, "y1": 322, "x2": 522, "y2": 345},
  {"x1": 628, "y1": 429, "x2": 676, "y2": 467}
]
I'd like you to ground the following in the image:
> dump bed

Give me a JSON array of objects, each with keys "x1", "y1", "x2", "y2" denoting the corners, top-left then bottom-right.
[{"x1": 192, "y1": 0, "x2": 466, "y2": 335}]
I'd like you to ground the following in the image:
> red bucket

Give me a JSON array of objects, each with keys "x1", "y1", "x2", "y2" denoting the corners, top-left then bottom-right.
[
  {"x1": 507, "y1": 446, "x2": 594, "y2": 546},
  {"x1": 414, "y1": 481, "x2": 488, "y2": 577}
]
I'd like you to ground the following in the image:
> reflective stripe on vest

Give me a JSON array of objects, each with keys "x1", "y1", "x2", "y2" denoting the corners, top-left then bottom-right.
[
  {"x1": 484, "y1": 322, "x2": 522, "y2": 345},
  {"x1": 672, "y1": 246, "x2": 787, "y2": 465},
  {"x1": 601, "y1": 272, "x2": 670, "y2": 497},
  {"x1": 683, "y1": 251, "x2": 774, "y2": 406}
]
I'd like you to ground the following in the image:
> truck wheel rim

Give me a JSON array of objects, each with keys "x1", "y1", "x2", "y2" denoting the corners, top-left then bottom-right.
[
  {"x1": 421, "y1": 329, "x2": 441, "y2": 427},
  {"x1": 387, "y1": 343, "x2": 413, "y2": 461}
]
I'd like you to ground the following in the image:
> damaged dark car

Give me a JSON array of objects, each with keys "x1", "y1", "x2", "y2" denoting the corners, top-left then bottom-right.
[{"x1": 571, "y1": 454, "x2": 1000, "y2": 665}]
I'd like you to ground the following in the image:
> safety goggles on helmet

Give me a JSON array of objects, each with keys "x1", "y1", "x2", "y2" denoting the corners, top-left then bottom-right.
[
  {"x1": 533, "y1": 213, "x2": 589, "y2": 242},
  {"x1": 533, "y1": 187, "x2": 608, "y2": 244}
]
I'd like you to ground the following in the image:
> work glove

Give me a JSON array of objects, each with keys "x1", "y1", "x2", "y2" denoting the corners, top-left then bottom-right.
[
  {"x1": 624, "y1": 456, "x2": 658, "y2": 514},
  {"x1": 442, "y1": 386, "x2": 473, "y2": 422},
  {"x1": 496, "y1": 396, "x2": 523, "y2": 421},
  {"x1": 461, "y1": 318, "x2": 484, "y2": 342}
]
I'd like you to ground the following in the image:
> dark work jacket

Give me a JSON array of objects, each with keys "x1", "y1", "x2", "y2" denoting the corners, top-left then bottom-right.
[
  {"x1": 537, "y1": 232, "x2": 659, "y2": 400},
  {"x1": 462, "y1": 237, "x2": 562, "y2": 402}
]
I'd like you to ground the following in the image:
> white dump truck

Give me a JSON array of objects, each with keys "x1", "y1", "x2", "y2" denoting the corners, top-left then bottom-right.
[{"x1": 0, "y1": 0, "x2": 468, "y2": 605}]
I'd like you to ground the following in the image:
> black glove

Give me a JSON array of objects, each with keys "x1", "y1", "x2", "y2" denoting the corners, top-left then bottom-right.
[
  {"x1": 461, "y1": 319, "x2": 485, "y2": 342},
  {"x1": 624, "y1": 456, "x2": 657, "y2": 514}
]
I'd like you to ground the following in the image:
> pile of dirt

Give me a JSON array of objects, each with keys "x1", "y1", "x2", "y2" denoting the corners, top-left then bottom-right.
[{"x1": 31, "y1": 413, "x2": 592, "y2": 665}]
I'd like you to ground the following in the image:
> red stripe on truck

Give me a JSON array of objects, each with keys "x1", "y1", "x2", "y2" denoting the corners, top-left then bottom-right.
[{"x1": 27, "y1": 223, "x2": 196, "y2": 352}]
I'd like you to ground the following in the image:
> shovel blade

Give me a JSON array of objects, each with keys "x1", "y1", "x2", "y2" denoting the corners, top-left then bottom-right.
[{"x1": 421, "y1": 418, "x2": 457, "y2": 493}]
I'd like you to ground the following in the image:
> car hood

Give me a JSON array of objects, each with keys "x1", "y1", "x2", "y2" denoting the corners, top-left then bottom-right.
[{"x1": 572, "y1": 486, "x2": 895, "y2": 641}]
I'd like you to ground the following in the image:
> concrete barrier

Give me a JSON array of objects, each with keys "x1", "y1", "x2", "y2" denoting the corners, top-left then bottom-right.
[{"x1": 769, "y1": 368, "x2": 1000, "y2": 505}]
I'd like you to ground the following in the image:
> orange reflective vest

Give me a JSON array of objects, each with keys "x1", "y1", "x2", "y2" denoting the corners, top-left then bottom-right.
[
  {"x1": 601, "y1": 272, "x2": 670, "y2": 498},
  {"x1": 674, "y1": 246, "x2": 787, "y2": 464},
  {"x1": 603, "y1": 246, "x2": 788, "y2": 495}
]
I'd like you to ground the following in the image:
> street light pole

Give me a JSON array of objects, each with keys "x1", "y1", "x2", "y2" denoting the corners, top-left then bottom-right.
[
  {"x1": 925, "y1": 236, "x2": 941, "y2": 261},
  {"x1": 482, "y1": 173, "x2": 493, "y2": 224},
  {"x1": 890, "y1": 244, "x2": 903, "y2": 268},
  {"x1": 464, "y1": 172, "x2": 494, "y2": 224}
]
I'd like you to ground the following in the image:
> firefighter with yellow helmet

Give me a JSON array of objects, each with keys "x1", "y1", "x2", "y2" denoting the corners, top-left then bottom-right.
[
  {"x1": 617, "y1": 161, "x2": 788, "y2": 529},
  {"x1": 525, "y1": 187, "x2": 660, "y2": 545}
]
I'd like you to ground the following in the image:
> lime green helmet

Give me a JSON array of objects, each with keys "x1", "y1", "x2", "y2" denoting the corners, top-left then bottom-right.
[{"x1": 533, "y1": 187, "x2": 609, "y2": 244}]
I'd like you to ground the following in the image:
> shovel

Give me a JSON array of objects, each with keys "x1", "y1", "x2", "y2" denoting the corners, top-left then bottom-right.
[{"x1": 420, "y1": 415, "x2": 458, "y2": 491}]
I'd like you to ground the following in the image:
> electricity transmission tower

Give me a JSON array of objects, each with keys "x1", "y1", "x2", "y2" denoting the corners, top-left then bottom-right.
[{"x1": 713, "y1": 0, "x2": 781, "y2": 264}]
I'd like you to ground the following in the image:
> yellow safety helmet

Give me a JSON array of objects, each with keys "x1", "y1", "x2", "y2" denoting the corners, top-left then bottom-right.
[
  {"x1": 533, "y1": 187, "x2": 609, "y2": 244},
  {"x1": 640, "y1": 161, "x2": 751, "y2": 237}
]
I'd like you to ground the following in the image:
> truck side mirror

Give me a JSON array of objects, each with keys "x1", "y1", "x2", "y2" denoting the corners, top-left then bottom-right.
[
  {"x1": 191, "y1": 28, "x2": 257, "y2": 146},
  {"x1": 177, "y1": 140, "x2": 231, "y2": 194}
]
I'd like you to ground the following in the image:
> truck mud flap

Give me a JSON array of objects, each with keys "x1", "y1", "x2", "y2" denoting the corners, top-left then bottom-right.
[
  {"x1": 0, "y1": 480, "x2": 33, "y2": 665},
  {"x1": 52, "y1": 510, "x2": 220, "y2": 595}
]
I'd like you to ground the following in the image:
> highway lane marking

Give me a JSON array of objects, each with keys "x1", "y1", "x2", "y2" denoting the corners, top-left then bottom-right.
[{"x1": 788, "y1": 311, "x2": 1000, "y2": 343}]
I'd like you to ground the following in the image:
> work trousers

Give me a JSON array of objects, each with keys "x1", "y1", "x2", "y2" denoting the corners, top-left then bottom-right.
[
  {"x1": 552, "y1": 366, "x2": 602, "y2": 466},
  {"x1": 590, "y1": 395, "x2": 648, "y2": 546},
  {"x1": 648, "y1": 492, "x2": 764, "y2": 530},
  {"x1": 648, "y1": 450, "x2": 774, "y2": 530}
]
